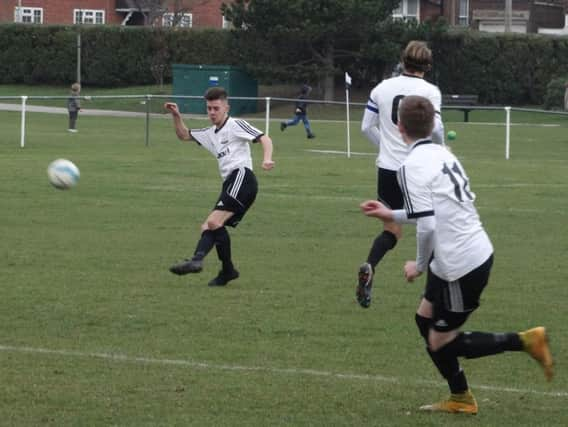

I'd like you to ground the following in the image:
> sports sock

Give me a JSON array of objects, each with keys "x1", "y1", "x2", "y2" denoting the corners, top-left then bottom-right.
[
  {"x1": 445, "y1": 332, "x2": 524, "y2": 359},
  {"x1": 214, "y1": 227, "x2": 234, "y2": 272},
  {"x1": 366, "y1": 230, "x2": 397, "y2": 269},
  {"x1": 193, "y1": 230, "x2": 216, "y2": 260}
]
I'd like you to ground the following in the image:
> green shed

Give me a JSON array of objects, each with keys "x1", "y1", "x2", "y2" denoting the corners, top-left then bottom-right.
[{"x1": 172, "y1": 64, "x2": 258, "y2": 115}]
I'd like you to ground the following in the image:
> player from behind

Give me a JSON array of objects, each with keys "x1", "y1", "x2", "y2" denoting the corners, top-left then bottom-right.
[
  {"x1": 357, "y1": 40, "x2": 445, "y2": 308},
  {"x1": 165, "y1": 87, "x2": 275, "y2": 286},
  {"x1": 361, "y1": 96, "x2": 553, "y2": 414}
]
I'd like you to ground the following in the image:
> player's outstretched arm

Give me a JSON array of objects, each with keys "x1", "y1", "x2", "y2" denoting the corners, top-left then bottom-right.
[
  {"x1": 258, "y1": 135, "x2": 275, "y2": 170},
  {"x1": 164, "y1": 102, "x2": 191, "y2": 141},
  {"x1": 360, "y1": 200, "x2": 393, "y2": 221}
]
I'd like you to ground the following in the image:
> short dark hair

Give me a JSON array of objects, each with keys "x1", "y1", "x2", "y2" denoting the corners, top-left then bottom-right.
[
  {"x1": 204, "y1": 87, "x2": 228, "y2": 101},
  {"x1": 402, "y1": 40, "x2": 432, "y2": 73},
  {"x1": 398, "y1": 96, "x2": 435, "y2": 140}
]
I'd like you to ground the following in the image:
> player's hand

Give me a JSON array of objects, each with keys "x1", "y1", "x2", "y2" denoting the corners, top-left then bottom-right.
[
  {"x1": 262, "y1": 160, "x2": 275, "y2": 170},
  {"x1": 404, "y1": 261, "x2": 422, "y2": 282},
  {"x1": 360, "y1": 200, "x2": 393, "y2": 221},
  {"x1": 164, "y1": 102, "x2": 180, "y2": 116}
]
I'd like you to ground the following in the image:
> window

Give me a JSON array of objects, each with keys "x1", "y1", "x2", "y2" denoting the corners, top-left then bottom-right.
[
  {"x1": 162, "y1": 13, "x2": 193, "y2": 28},
  {"x1": 74, "y1": 9, "x2": 105, "y2": 25},
  {"x1": 222, "y1": 15, "x2": 232, "y2": 29},
  {"x1": 14, "y1": 7, "x2": 43, "y2": 24},
  {"x1": 458, "y1": 0, "x2": 469, "y2": 26},
  {"x1": 393, "y1": 0, "x2": 419, "y2": 21}
]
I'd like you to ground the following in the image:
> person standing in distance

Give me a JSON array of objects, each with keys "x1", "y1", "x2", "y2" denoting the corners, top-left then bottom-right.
[
  {"x1": 280, "y1": 84, "x2": 315, "y2": 139},
  {"x1": 361, "y1": 95, "x2": 553, "y2": 414},
  {"x1": 67, "y1": 82, "x2": 81, "y2": 133},
  {"x1": 357, "y1": 40, "x2": 445, "y2": 308},
  {"x1": 165, "y1": 87, "x2": 275, "y2": 286}
]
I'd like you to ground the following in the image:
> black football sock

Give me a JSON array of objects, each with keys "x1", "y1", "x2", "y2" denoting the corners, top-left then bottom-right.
[
  {"x1": 445, "y1": 332, "x2": 524, "y2": 359},
  {"x1": 427, "y1": 347, "x2": 469, "y2": 394},
  {"x1": 193, "y1": 230, "x2": 216, "y2": 260},
  {"x1": 366, "y1": 230, "x2": 397, "y2": 269},
  {"x1": 214, "y1": 227, "x2": 234, "y2": 272}
]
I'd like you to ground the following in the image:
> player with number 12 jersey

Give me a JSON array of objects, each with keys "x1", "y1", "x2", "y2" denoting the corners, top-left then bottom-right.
[{"x1": 398, "y1": 141, "x2": 493, "y2": 282}]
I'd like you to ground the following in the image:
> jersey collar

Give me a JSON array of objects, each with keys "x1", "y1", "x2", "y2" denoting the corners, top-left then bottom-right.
[
  {"x1": 214, "y1": 115, "x2": 230, "y2": 133},
  {"x1": 410, "y1": 138, "x2": 433, "y2": 150},
  {"x1": 402, "y1": 72, "x2": 423, "y2": 79}
]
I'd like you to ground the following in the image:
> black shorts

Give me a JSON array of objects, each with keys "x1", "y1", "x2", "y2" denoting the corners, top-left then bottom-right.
[
  {"x1": 424, "y1": 255, "x2": 494, "y2": 332},
  {"x1": 377, "y1": 168, "x2": 404, "y2": 209},
  {"x1": 213, "y1": 167, "x2": 258, "y2": 227}
]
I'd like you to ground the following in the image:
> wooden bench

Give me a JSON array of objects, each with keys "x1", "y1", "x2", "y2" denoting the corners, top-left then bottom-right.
[{"x1": 442, "y1": 94, "x2": 479, "y2": 122}]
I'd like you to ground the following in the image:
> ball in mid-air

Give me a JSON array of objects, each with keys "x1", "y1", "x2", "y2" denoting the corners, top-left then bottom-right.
[
  {"x1": 47, "y1": 159, "x2": 80, "y2": 190},
  {"x1": 447, "y1": 130, "x2": 457, "y2": 141}
]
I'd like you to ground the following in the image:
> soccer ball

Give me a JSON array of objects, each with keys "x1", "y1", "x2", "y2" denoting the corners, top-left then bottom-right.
[{"x1": 47, "y1": 159, "x2": 80, "y2": 190}]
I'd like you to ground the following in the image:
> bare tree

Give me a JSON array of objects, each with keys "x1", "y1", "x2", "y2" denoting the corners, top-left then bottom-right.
[{"x1": 132, "y1": 0, "x2": 206, "y2": 27}]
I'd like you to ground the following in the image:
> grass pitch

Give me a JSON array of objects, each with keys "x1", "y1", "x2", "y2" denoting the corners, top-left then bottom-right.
[{"x1": 1, "y1": 108, "x2": 567, "y2": 426}]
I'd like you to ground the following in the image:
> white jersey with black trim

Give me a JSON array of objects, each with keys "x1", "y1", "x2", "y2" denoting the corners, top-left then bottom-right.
[
  {"x1": 362, "y1": 74, "x2": 442, "y2": 171},
  {"x1": 398, "y1": 140, "x2": 493, "y2": 281},
  {"x1": 190, "y1": 117, "x2": 263, "y2": 180}
]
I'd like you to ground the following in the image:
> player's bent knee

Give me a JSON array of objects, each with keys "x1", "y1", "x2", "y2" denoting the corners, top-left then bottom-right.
[
  {"x1": 206, "y1": 217, "x2": 225, "y2": 230},
  {"x1": 384, "y1": 223, "x2": 402, "y2": 240},
  {"x1": 428, "y1": 330, "x2": 459, "y2": 352}
]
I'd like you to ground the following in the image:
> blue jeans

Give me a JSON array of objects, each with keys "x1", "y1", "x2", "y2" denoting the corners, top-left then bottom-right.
[{"x1": 285, "y1": 114, "x2": 313, "y2": 135}]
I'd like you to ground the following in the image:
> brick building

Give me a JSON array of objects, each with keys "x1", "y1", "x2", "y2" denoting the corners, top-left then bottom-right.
[
  {"x1": 396, "y1": 0, "x2": 566, "y2": 33},
  {"x1": 0, "y1": 0, "x2": 228, "y2": 27},
  {"x1": 1, "y1": 0, "x2": 565, "y2": 33}
]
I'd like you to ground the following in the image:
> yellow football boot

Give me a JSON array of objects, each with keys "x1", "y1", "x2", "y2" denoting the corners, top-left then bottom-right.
[
  {"x1": 419, "y1": 390, "x2": 478, "y2": 415},
  {"x1": 520, "y1": 326, "x2": 554, "y2": 381}
]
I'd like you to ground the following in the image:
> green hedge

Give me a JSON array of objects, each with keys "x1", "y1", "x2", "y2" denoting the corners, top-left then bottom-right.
[
  {"x1": 2, "y1": 24, "x2": 568, "y2": 106},
  {"x1": 431, "y1": 31, "x2": 568, "y2": 105},
  {"x1": 0, "y1": 24, "x2": 232, "y2": 87}
]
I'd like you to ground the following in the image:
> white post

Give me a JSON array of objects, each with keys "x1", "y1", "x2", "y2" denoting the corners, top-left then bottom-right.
[
  {"x1": 345, "y1": 88, "x2": 351, "y2": 159},
  {"x1": 16, "y1": 0, "x2": 22, "y2": 23},
  {"x1": 20, "y1": 96, "x2": 28, "y2": 148},
  {"x1": 76, "y1": 32, "x2": 81, "y2": 85},
  {"x1": 505, "y1": 106, "x2": 511, "y2": 160},
  {"x1": 265, "y1": 97, "x2": 271, "y2": 136}
]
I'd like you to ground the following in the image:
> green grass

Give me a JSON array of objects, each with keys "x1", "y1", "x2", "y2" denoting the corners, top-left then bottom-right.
[{"x1": 1, "y1": 108, "x2": 567, "y2": 426}]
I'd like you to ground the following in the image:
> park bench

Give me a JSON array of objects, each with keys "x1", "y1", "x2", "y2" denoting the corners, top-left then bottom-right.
[{"x1": 442, "y1": 94, "x2": 479, "y2": 122}]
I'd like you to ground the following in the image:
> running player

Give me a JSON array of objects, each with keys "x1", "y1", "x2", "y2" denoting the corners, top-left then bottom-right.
[
  {"x1": 360, "y1": 95, "x2": 553, "y2": 414},
  {"x1": 357, "y1": 40, "x2": 445, "y2": 308}
]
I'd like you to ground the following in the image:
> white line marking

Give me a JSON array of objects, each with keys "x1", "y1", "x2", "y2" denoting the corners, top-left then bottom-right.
[
  {"x1": 306, "y1": 149, "x2": 376, "y2": 156},
  {"x1": 0, "y1": 344, "x2": 565, "y2": 398},
  {"x1": 476, "y1": 183, "x2": 568, "y2": 188}
]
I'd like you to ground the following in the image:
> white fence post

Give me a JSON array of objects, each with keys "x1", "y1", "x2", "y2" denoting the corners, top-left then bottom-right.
[
  {"x1": 345, "y1": 88, "x2": 351, "y2": 159},
  {"x1": 505, "y1": 106, "x2": 511, "y2": 160},
  {"x1": 265, "y1": 97, "x2": 271, "y2": 136},
  {"x1": 20, "y1": 95, "x2": 28, "y2": 148}
]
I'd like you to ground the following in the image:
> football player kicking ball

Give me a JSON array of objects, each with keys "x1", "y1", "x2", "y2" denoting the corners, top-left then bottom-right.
[
  {"x1": 165, "y1": 87, "x2": 274, "y2": 286},
  {"x1": 360, "y1": 95, "x2": 553, "y2": 414}
]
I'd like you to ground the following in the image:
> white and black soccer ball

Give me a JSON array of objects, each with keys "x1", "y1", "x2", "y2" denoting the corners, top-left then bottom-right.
[{"x1": 47, "y1": 158, "x2": 80, "y2": 190}]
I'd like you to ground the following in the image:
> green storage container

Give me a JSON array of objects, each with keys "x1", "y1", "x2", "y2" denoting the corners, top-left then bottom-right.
[{"x1": 172, "y1": 64, "x2": 258, "y2": 115}]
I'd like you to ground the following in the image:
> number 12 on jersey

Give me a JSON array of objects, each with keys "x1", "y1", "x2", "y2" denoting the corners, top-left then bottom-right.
[{"x1": 442, "y1": 161, "x2": 474, "y2": 202}]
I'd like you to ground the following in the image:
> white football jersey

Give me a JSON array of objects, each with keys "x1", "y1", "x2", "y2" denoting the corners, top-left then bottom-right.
[
  {"x1": 363, "y1": 74, "x2": 442, "y2": 170},
  {"x1": 398, "y1": 140, "x2": 493, "y2": 281},
  {"x1": 190, "y1": 117, "x2": 263, "y2": 180}
]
